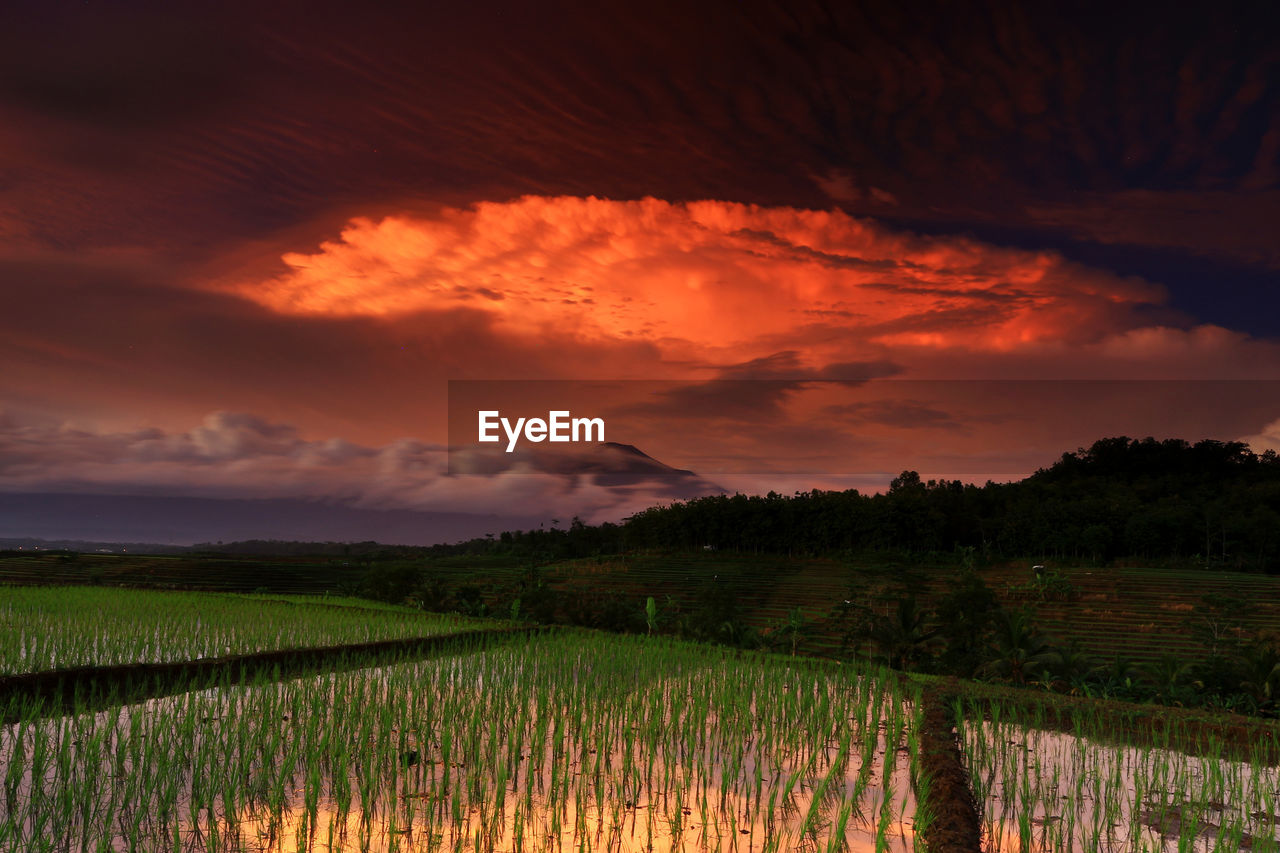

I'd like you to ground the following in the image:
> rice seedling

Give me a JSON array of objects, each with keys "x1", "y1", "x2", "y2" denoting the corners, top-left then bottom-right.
[
  {"x1": 0, "y1": 587, "x2": 497, "y2": 674},
  {"x1": 958, "y1": 696, "x2": 1280, "y2": 852},
  {"x1": 0, "y1": 631, "x2": 918, "y2": 852}
]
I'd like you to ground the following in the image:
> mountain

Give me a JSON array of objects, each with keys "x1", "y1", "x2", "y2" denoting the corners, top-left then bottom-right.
[
  {"x1": 448, "y1": 440, "x2": 719, "y2": 490},
  {"x1": 0, "y1": 444, "x2": 721, "y2": 546}
]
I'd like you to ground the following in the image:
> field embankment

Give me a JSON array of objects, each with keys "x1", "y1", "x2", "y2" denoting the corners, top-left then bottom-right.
[
  {"x1": 0, "y1": 626, "x2": 546, "y2": 721},
  {"x1": 0, "y1": 586, "x2": 497, "y2": 674},
  {"x1": 916, "y1": 681, "x2": 983, "y2": 853}
]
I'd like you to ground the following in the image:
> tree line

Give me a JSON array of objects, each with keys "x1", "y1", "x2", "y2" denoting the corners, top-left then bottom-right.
[{"x1": 433, "y1": 436, "x2": 1280, "y2": 571}]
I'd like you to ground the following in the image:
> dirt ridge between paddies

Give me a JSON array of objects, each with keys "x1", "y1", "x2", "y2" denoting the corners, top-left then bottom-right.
[
  {"x1": 917, "y1": 680, "x2": 983, "y2": 853},
  {"x1": 0, "y1": 625, "x2": 552, "y2": 721}
]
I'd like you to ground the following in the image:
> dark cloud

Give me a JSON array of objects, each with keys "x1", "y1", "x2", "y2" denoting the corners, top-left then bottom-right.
[
  {"x1": 1, "y1": 1, "x2": 1276, "y2": 278},
  {"x1": 0, "y1": 4, "x2": 256, "y2": 128},
  {"x1": 605, "y1": 354, "x2": 895, "y2": 424},
  {"x1": 609, "y1": 380, "x2": 804, "y2": 424},
  {"x1": 711, "y1": 352, "x2": 900, "y2": 382},
  {"x1": 822, "y1": 400, "x2": 963, "y2": 431},
  {"x1": 1025, "y1": 190, "x2": 1280, "y2": 269}
]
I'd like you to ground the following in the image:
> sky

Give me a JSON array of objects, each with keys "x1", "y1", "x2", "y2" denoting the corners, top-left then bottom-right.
[{"x1": 2, "y1": 1, "x2": 1279, "y2": 543}]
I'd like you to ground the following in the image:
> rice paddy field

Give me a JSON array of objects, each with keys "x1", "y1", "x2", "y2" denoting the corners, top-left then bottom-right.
[
  {"x1": 957, "y1": 697, "x2": 1280, "y2": 852},
  {"x1": 3, "y1": 585, "x2": 1280, "y2": 852},
  {"x1": 0, "y1": 587, "x2": 496, "y2": 675},
  {"x1": 3, "y1": 632, "x2": 921, "y2": 853}
]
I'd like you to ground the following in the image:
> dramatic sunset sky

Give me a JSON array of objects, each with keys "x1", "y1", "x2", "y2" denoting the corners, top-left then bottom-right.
[{"x1": 2, "y1": 1, "x2": 1278, "y2": 543}]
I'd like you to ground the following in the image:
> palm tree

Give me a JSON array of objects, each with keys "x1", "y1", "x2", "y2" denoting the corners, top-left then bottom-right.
[
  {"x1": 1095, "y1": 654, "x2": 1143, "y2": 699},
  {"x1": 934, "y1": 568, "x2": 999, "y2": 676},
  {"x1": 1053, "y1": 640, "x2": 1101, "y2": 694},
  {"x1": 979, "y1": 610, "x2": 1061, "y2": 686},
  {"x1": 773, "y1": 606, "x2": 811, "y2": 657},
  {"x1": 869, "y1": 596, "x2": 939, "y2": 671},
  {"x1": 1141, "y1": 653, "x2": 1198, "y2": 704},
  {"x1": 1236, "y1": 642, "x2": 1280, "y2": 713}
]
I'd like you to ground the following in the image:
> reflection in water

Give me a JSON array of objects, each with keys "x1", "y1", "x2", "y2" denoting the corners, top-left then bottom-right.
[
  {"x1": 961, "y1": 718, "x2": 1280, "y2": 853},
  {"x1": 212, "y1": 744, "x2": 916, "y2": 852},
  {"x1": 1, "y1": 634, "x2": 919, "y2": 851}
]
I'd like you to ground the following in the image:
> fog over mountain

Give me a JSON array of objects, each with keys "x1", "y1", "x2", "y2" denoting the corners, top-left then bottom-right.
[{"x1": 0, "y1": 443, "x2": 721, "y2": 546}]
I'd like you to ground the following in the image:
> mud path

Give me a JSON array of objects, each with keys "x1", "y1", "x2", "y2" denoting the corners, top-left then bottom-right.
[{"x1": 916, "y1": 681, "x2": 983, "y2": 853}]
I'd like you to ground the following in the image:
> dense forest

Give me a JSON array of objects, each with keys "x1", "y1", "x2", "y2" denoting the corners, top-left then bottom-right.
[{"x1": 435, "y1": 437, "x2": 1280, "y2": 572}]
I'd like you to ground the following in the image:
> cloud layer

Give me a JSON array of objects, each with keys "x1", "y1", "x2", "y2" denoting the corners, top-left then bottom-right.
[
  {"x1": 0, "y1": 410, "x2": 720, "y2": 525},
  {"x1": 232, "y1": 196, "x2": 1192, "y2": 368}
]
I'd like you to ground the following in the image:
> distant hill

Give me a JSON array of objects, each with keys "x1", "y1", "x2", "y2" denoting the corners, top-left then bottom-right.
[
  {"x1": 432, "y1": 436, "x2": 1280, "y2": 573},
  {"x1": 0, "y1": 442, "x2": 722, "y2": 548},
  {"x1": 0, "y1": 493, "x2": 544, "y2": 548},
  {"x1": 0, "y1": 537, "x2": 186, "y2": 554}
]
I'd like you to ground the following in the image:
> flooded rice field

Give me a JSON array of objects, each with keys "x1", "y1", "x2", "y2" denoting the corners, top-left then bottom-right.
[
  {"x1": 0, "y1": 587, "x2": 483, "y2": 675},
  {"x1": 960, "y1": 712, "x2": 1280, "y2": 852},
  {"x1": 1, "y1": 634, "x2": 920, "y2": 852}
]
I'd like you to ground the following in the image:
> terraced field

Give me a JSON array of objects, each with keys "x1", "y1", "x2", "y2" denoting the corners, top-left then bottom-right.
[
  {"x1": 546, "y1": 554, "x2": 1280, "y2": 665},
  {"x1": 1009, "y1": 566, "x2": 1280, "y2": 665}
]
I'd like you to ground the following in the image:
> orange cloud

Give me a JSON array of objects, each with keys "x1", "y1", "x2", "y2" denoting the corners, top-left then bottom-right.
[{"x1": 230, "y1": 196, "x2": 1172, "y2": 367}]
